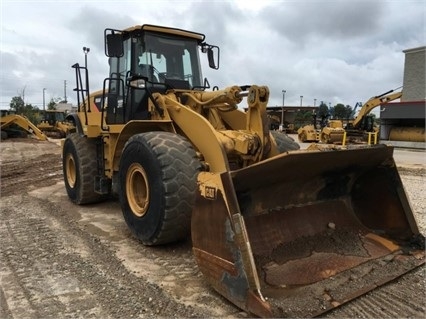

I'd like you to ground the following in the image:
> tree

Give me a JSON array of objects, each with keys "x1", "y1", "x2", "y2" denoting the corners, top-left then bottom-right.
[
  {"x1": 295, "y1": 109, "x2": 314, "y2": 128},
  {"x1": 345, "y1": 105, "x2": 353, "y2": 119},
  {"x1": 316, "y1": 102, "x2": 329, "y2": 127},
  {"x1": 317, "y1": 103, "x2": 329, "y2": 119},
  {"x1": 9, "y1": 96, "x2": 40, "y2": 124},
  {"x1": 10, "y1": 96, "x2": 25, "y2": 114},
  {"x1": 331, "y1": 103, "x2": 352, "y2": 119},
  {"x1": 47, "y1": 98, "x2": 57, "y2": 110}
]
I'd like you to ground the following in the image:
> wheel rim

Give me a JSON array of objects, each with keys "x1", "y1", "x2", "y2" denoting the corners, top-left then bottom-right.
[
  {"x1": 126, "y1": 163, "x2": 150, "y2": 217},
  {"x1": 65, "y1": 153, "x2": 76, "y2": 188}
]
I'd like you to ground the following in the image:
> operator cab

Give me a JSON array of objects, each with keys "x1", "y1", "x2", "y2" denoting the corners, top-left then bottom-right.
[
  {"x1": 104, "y1": 25, "x2": 219, "y2": 124},
  {"x1": 43, "y1": 111, "x2": 65, "y2": 125}
]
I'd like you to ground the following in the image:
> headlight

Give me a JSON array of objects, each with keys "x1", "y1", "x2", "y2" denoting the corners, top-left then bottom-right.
[{"x1": 129, "y1": 79, "x2": 146, "y2": 88}]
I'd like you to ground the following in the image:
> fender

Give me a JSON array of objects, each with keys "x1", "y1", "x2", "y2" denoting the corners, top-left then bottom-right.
[{"x1": 65, "y1": 113, "x2": 83, "y2": 135}]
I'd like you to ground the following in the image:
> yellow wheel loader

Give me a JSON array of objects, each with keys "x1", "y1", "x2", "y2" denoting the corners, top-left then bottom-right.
[{"x1": 62, "y1": 25, "x2": 424, "y2": 317}]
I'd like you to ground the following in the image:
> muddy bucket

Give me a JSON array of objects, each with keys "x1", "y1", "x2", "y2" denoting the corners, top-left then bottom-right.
[{"x1": 192, "y1": 144, "x2": 425, "y2": 317}]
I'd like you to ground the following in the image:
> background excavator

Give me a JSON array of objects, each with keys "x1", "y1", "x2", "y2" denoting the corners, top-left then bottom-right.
[
  {"x1": 320, "y1": 88, "x2": 403, "y2": 144},
  {"x1": 62, "y1": 25, "x2": 424, "y2": 317},
  {"x1": 1, "y1": 110, "x2": 47, "y2": 140}
]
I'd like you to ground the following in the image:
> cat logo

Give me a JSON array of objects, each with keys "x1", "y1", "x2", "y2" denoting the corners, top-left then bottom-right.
[{"x1": 205, "y1": 186, "x2": 217, "y2": 200}]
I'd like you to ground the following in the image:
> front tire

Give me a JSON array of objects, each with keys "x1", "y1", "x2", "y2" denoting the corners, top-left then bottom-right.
[{"x1": 119, "y1": 132, "x2": 201, "y2": 245}]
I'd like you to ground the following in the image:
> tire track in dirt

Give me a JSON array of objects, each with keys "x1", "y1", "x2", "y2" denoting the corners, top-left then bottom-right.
[
  {"x1": 0, "y1": 154, "x2": 62, "y2": 197},
  {"x1": 324, "y1": 266, "x2": 425, "y2": 318},
  {"x1": 0, "y1": 195, "x2": 105, "y2": 318},
  {"x1": 0, "y1": 194, "x2": 214, "y2": 318},
  {"x1": 33, "y1": 188, "x2": 242, "y2": 318}
]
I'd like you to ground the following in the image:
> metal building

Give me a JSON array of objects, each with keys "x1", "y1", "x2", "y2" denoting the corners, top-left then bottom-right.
[{"x1": 380, "y1": 46, "x2": 425, "y2": 148}]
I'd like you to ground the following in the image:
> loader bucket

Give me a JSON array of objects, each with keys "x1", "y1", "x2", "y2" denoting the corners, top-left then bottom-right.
[{"x1": 192, "y1": 144, "x2": 425, "y2": 318}]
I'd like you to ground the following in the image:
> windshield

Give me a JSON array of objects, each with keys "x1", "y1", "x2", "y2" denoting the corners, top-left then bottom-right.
[
  {"x1": 134, "y1": 32, "x2": 203, "y2": 88},
  {"x1": 46, "y1": 111, "x2": 65, "y2": 122}
]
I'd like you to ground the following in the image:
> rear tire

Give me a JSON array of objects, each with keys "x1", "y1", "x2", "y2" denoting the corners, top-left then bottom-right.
[
  {"x1": 119, "y1": 132, "x2": 201, "y2": 245},
  {"x1": 63, "y1": 133, "x2": 107, "y2": 204},
  {"x1": 271, "y1": 131, "x2": 300, "y2": 152}
]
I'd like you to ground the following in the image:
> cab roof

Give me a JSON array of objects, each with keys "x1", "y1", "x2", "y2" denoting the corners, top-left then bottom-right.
[{"x1": 123, "y1": 24, "x2": 205, "y2": 43}]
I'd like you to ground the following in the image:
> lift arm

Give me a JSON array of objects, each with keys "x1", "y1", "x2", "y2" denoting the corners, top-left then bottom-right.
[{"x1": 352, "y1": 89, "x2": 402, "y2": 128}]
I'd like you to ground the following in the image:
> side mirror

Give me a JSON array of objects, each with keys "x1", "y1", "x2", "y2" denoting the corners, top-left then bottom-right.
[
  {"x1": 207, "y1": 46, "x2": 220, "y2": 70},
  {"x1": 202, "y1": 43, "x2": 220, "y2": 70},
  {"x1": 105, "y1": 30, "x2": 124, "y2": 57}
]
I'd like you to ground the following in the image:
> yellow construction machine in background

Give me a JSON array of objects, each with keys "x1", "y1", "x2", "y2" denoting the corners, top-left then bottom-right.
[
  {"x1": 298, "y1": 89, "x2": 403, "y2": 145},
  {"x1": 319, "y1": 119, "x2": 347, "y2": 144},
  {"x1": 37, "y1": 110, "x2": 74, "y2": 138},
  {"x1": 62, "y1": 25, "x2": 424, "y2": 317},
  {"x1": 0, "y1": 111, "x2": 47, "y2": 140},
  {"x1": 297, "y1": 124, "x2": 320, "y2": 142},
  {"x1": 321, "y1": 88, "x2": 403, "y2": 144}
]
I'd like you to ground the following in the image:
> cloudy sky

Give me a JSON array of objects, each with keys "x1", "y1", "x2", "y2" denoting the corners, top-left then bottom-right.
[{"x1": 1, "y1": 0, "x2": 424, "y2": 111}]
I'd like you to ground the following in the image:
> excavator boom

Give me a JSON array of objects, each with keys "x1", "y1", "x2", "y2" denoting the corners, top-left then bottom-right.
[
  {"x1": 352, "y1": 88, "x2": 403, "y2": 128},
  {"x1": 1, "y1": 114, "x2": 48, "y2": 140}
]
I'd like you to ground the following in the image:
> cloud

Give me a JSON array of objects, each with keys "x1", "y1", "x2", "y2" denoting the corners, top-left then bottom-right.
[
  {"x1": 261, "y1": 0, "x2": 383, "y2": 45},
  {"x1": 0, "y1": 0, "x2": 424, "y2": 110},
  {"x1": 67, "y1": 6, "x2": 139, "y2": 53}
]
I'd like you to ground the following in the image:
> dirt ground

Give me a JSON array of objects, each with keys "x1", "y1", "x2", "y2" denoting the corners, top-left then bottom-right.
[{"x1": 0, "y1": 137, "x2": 425, "y2": 318}]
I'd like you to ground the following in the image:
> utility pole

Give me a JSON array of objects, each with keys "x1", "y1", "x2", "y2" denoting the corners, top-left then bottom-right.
[
  {"x1": 82, "y1": 46, "x2": 91, "y2": 107},
  {"x1": 280, "y1": 90, "x2": 286, "y2": 131},
  {"x1": 22, "y1": 86, "x2": 26, "y2": 104},
  {"x1": 43, "y1": 88, "x2": 46, "y2": 111},
  {"x1": 64, "y1": 80, "x2": 67, "y2": 103}
]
